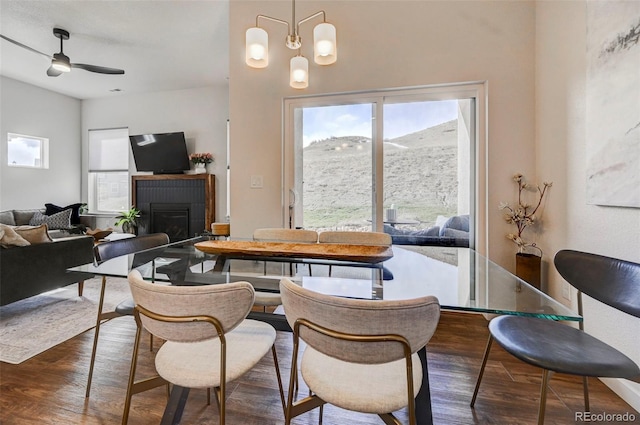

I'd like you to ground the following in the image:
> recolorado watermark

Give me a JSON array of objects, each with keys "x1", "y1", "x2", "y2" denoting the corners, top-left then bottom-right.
[{"x1": 575, "y1": 411, "x2": 636, "y2": 422}]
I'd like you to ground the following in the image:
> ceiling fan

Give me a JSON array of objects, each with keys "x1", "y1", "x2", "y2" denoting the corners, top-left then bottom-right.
[{"x1": 0, "y1": 28, "x2": 125, "y2": 77}]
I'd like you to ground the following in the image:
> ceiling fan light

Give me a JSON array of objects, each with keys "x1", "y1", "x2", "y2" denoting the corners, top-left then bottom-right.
[
  {"x1": 313, "y1": 22, "x2": 336, "y2": 65},
  {"x1": 52, "y1": 53, "x2": 71, "y2": 72},
  {"x1": 246, "y1": 27, "x2": 268, "y2": 68},
  {"x1": 290, "y1": 56, "x2": 308, "y2": 89}
]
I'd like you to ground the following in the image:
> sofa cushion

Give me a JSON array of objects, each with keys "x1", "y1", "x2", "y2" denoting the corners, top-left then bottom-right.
[
  {"x1": 29, "y1": 209, "x2": 72, "y2": 230},
  {"x1": 13, "y1": 209, "x2": 41, "y2": 225},
  {"x1": 45, "y1": 203, "x2": 83, "y2": 225},
  {"x1": 13, "y1": 224, "x2": 53, "y2": 244},
  {"x1": 0, "y1": 224, "x2": 31, "y2": 248},
  {"x1": 0, "y1": 211, "x2": 16, "y2": 225},
  {"x1": 439, "y1": 214, "x2": 469, "y2": 236},
  {"x1": 441, "y1": 228, "x2": 469, "y2": 239}
]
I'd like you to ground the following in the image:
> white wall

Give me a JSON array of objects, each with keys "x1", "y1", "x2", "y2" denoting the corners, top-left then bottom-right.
[
  {"x1": 536, "y1": 0, "x2": 640, "y2": 410},
  {"x1": 0, "y1": 76, "x2": 82, "y2": 210},
  {"x1": 229, "y1": 0, "x2": 536, "y2": 261},
  {"x1": 81, "y1": 85, "x2": 229, "y2": 222}
]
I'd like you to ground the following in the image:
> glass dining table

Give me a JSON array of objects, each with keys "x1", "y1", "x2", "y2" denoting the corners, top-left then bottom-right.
[{"x1": 70, "y1": 235, "x2": 581, "y2": 425}]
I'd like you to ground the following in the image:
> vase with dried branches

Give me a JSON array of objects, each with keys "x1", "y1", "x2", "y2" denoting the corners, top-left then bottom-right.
[{"x1": 499, "y1": 174, "x2": 552, "y2": 289}]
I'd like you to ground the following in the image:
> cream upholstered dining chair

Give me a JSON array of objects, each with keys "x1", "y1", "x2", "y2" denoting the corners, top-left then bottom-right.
[
  {"x1": 252, "y1": 228, "x2": 318, "y2": 311},
  {"x1": 86, "y1": 232, "x2": 170, "y2": 398},
  {"x1": 318, "y1": 230, "x2": 392, "y2": 279},
  {"x1": 279, "y1": 277, "x2": 440, "y2": 425},
  {"x1": 123, "y1": 270, "x2": 285, "y2": 425}
]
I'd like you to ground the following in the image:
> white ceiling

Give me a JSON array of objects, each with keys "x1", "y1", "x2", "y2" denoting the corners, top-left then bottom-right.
[{"x1": 0, "y1": 0, "x2": 229, "y2": 100}]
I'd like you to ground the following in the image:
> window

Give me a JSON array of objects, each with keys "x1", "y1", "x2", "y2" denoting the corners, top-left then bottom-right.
[
  {"x1": 7, "y1": 133, "x2": 49, "y2": 168},
  {"x1": 88, "y1": 128, "x2": 130, "y2": 213}
]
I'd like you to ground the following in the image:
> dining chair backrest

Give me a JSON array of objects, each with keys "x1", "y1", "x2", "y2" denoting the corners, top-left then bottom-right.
[
  {"x1": 128, "y1": 269, "x2": 255, "y2": 342},
  {"x1": 279, "y1": 277, "x2": 440, "y2": 364},
  {"x1": 94, "y1": 233, "x2": 170, "y2": 264},
  {"x1": 253, "y1": 228, "x2": 318, "y2": 243},
  {"x1": 554, "y1": 249, "x2": 640, "y2": 318},
  {"x1": 318, "y1": 231, "x2": 391, "y2": 246}
]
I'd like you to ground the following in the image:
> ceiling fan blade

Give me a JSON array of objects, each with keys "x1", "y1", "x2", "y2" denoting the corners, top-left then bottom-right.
[
  {"x1": 71, "y1": 63, "x2": 125, "y2": 75},
  {"x1": 46, "y1": 66, "x2": 63, "y2": 77},
  {"x1": 0, "y1": 34, "x2": 51, "y2": 59}
]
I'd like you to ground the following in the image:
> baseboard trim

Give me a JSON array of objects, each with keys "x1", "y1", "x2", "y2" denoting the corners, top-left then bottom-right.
[{"x1": 600, "y1": 377, "x2": 640, "y2": 413}]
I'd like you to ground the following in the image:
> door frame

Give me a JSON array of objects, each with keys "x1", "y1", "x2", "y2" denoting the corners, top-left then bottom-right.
[{"x1": 282, "y1": 81, "x2": 488, "y2": 254}]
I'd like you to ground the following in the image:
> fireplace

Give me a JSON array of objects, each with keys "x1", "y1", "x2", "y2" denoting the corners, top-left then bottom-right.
[
  {"x1": 150, "y1": 203, "x2": 190, "y2": 242},
  {"x1": 132, "y1": 174, "x2": 215, "y2": 241}
]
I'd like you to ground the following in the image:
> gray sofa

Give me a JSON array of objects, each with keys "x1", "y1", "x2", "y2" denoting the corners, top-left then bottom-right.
[
  {"x1": 0, "y1": 209, "x2": 95, "y2": 306},
  {"x1": 384, "y1": 214, "x2": 470, "y2": 247}
]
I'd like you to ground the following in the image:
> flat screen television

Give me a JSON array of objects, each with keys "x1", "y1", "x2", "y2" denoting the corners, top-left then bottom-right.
[{"x1": 129, "y1": 132, "x2": 190, "y2": 174}]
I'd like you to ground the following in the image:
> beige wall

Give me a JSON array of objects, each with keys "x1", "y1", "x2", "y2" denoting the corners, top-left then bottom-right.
[
  {"x1": 229, "y1": 0, "x2": 537, "y2": 268},
  {"x1": 536, "y1": 0, "x2": 640, "y2": 409},
  {"x1": 230, "y1": 0, "x2": 640, "y2": 408}
]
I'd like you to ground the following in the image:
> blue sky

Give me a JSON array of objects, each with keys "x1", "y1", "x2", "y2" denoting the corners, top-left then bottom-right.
[{"x1": 302, "y1": 100, "x2": 458, "y2": 146}]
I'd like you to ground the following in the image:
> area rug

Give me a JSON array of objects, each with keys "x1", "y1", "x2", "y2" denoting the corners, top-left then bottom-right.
[{"x1": 0, "y1": 277, "x2": 132, "y2": 364}]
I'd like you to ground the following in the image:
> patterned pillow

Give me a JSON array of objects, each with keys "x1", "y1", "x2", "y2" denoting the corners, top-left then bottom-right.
[
  {"x1": 13, "y1": 224, "x2": 53, "y2": 244},
  {"x1": 45, "y1": 203, "x2": 83, "y2": 225},
  {"x1": 29, "y1": 209, "x2": 72, "y2": 230},
  {"x1": 0, "y1": 224, "x2": 31, "y2": 248}
]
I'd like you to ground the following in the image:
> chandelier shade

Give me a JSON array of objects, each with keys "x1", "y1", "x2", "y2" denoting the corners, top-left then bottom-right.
[
  {"x1": 313, "y1": 22, "x2": 336, "y2": 65},
  {"x1": 290, "y1": 55, "x2": 309, "y2": 89},
  {"x1": 245, "y1": 27, "x2": 269, "y2": 68},
  {"x1": 245, "y1": 0, "x2": 337, "y2": 88}
]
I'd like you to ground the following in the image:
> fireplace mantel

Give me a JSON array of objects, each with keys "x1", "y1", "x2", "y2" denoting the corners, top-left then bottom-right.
[{"x1": 132, "y1": 174, "x2": 215, "y2": 239}]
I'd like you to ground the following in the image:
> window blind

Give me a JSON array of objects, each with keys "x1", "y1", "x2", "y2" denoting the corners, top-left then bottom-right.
[{"x1": 89, "y1": 128, "x2": 129, "y2": 171}]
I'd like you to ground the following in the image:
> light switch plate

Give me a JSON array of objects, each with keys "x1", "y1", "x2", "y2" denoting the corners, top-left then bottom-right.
[{"x1": 250, "y1": 175, "x2": 263, "y2": 188}]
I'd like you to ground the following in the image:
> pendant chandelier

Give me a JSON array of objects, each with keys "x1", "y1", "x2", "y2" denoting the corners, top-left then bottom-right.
[{"x1": 245, "y1": 0, "x2": 337, "y2": 89}]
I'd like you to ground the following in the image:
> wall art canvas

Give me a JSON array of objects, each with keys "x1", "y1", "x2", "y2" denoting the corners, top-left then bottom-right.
[{"x1": 586, "y1": 2, "x2": 640, "y2": 208}]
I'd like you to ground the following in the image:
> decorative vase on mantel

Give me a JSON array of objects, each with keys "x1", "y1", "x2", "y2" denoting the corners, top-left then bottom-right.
[
  {"x1": 195, "y1": 163, "x2": 206, "y2": 174},
  {"x1": 515, "y1": 250, "x2": 542, "y2": 290}
]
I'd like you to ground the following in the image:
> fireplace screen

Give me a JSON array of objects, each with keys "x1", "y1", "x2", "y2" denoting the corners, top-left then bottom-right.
[{"x1": 149, "y1": 203, "x2": 190, "y2": 242}]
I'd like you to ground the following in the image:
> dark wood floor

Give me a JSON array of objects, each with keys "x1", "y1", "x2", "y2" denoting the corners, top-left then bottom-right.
[{"x1": 1, "y1": 311, "x2": 637, "y2": 424}]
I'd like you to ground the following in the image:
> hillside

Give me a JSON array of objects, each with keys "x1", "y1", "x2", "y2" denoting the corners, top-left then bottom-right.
[{"x1": 302, "y1": 120, "x2": 459, "y2": 229}]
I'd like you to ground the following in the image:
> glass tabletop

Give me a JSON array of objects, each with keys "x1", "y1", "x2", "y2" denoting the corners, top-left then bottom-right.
[{"x1": 69, "y1": 237, "x2": 581, "y2": 321}]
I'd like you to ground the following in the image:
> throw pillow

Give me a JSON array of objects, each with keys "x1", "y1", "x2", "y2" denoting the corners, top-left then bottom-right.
[
  {"x1": 13, "y1": 209, "x2": 42, "y2": 225},
  {"x1": 439, "y1": 214, "x2": 470, "y2": 236},
  {"x1": 13, "y1": 224, "x2": 53, "y2": 244},
  {"x1": 0, "y1": 224, "x2": 31, "y2": 248},
  {"x1": 45, "y1": 203, "x2": 83, "y2": 225},
  {"x1": 29, "y1": 209, "x2": 72, "y2": 230},
  {"x1": 0, "y1": 210, "x2": 16, "y2": 226}
]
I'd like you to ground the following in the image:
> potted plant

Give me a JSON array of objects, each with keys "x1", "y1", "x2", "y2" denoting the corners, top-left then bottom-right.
[
  {"x1": 114, "y1": 206, "x2": 141, "y2": 234},
  {"x1": 499, "y1": 174, "x2": 552, "y2": 289}
]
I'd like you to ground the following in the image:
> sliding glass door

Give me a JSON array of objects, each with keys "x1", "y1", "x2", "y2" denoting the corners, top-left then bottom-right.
[
  {"x1": 294, "y1": 102, "x2": 375, "y2": 231},
  {"x1": 284, "y1": 84, "x2": 479, "y2": 247}
]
